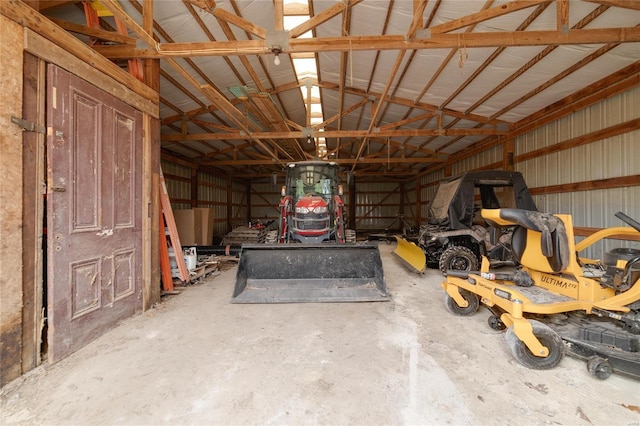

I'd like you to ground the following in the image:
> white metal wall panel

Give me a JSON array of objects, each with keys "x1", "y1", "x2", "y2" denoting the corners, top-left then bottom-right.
[
  {"x1": 420, "y1": 86, "x2": 639, "y2": 258},
  {"x1": 404, "y1": 180, "x2": 418, "y2": 227},
  {"x1": 355, "y1": 181, "x2": 402, "y2": 230},
  {"x1": 227, "y1": 181, "x2": 248, "y2": 234},
  {"x1": 420, "y1": 170, "x2": 445, "y2": 220},
  {"x1": 515, "y1": 87, "x2": 640, "y2": 258},
  {"x1": 250, "y1": 182, "x2": 280, "y2": 224},
  {"x1": 161, "y1": 160, "x2": 191, "y2": 210},
  {"x1": 198, "y1": 170, "x2": 238, "y2": 238},
  {"x1": 453, "y1": 145, "x2": 502, "y2": 175}
]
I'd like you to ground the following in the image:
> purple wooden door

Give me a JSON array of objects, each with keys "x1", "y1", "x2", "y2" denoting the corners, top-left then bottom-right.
[{"x1": 46, "y1": 65, "x2": 143, "y2": 362}]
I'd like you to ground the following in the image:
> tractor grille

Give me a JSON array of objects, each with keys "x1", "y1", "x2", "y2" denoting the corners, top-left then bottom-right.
[{"x1": 294, "y1": 212, "x2": 329, "y2": 232}]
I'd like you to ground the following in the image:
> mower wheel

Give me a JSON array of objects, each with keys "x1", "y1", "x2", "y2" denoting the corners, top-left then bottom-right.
[
  {"x1": 439, "y1": 246, "x2": 479, "y2": 274},
  {"x1": 587, "y1": 357, "x2": 612, "y2": 380},
  {"x1": 445, "y1": 289, "x2": 479, "y2": 316},
  {"x1": 488, "y1": 315, "x2": 507, "y2": 331},
  {"x1": 505, "y1": 320, "x2": 564, "y2": 370}
]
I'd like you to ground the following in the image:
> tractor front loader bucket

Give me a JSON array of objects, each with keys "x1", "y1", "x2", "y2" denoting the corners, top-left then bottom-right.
[
  {"x1": 392, "y1": 236, "x2": 426, "y2": 274},
  {"x1": 232, "y1": 243, "x2": 389, "y2": 303}
]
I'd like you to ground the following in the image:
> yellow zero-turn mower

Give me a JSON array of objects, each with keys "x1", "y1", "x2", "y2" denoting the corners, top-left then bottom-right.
[{"x1": 441, "y1": 209, "x2": 640, "y2": 379}]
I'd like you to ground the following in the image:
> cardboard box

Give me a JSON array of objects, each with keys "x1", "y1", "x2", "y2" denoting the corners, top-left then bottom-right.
[
  {"x1": 194, "y1": 208, "x2": 215, "y2": 245},
  {"x1": 173, "y1": 209, "x2": 197, "y2": 246}
]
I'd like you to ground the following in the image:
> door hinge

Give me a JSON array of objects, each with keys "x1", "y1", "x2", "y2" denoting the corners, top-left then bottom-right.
[{"x1": 11, "y1": 116, "x2": 46, "y2": 134}]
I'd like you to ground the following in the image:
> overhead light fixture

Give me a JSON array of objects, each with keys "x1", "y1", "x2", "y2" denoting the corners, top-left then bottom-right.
[{"x1": 272, "y1": 47, "x2": 281, "y2": 66}]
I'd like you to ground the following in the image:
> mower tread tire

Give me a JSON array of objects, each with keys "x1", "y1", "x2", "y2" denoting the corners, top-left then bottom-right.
[
  {"x1": 445, "y1": 289, "x2": 480, "y2": 317},
  {"x1": 587, "y1": 356, "x2": 612, "y2": 380},
  {"x1": 505, "y1": 320, "x2": 564, "y2": 370},
  {"x1": 488, "y1": 315, "x2": 507, "y2": 331}
]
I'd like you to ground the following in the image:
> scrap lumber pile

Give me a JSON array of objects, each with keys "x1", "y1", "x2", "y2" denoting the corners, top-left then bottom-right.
[{"x1": 221, "y1": 225, "x2": 266, "y2": 245}]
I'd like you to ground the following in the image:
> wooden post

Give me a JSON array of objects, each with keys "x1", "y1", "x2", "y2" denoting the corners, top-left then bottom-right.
[
  {"x1": 348, "y1": 173, "x2": 356, "y2": 230},
  {"x1": 227, "y1": 178, "x2": 234, "y2": 232},
  {"x1": 191, "y1": 167, "x2": 198, "y2": 208},
  {"x1": 416, "y1": 178, "x2": 422, "y2": 224},
  {"x1": 21, "y1": 52, "x2": 45, "y2": 372},
  {"x1": 503, "y1": 137, "x2": 515, "y2": 171}
]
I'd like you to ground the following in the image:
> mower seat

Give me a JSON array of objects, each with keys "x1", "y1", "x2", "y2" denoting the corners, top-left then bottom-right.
[{"x1": 483, "y1": 209, "x2": 570, "y2": 273}]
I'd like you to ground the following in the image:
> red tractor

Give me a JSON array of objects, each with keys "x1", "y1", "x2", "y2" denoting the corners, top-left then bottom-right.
[
  {"x1": 232, "y1": 161, "x2": 388, "y2": 304},
  {"x1": 267, "y1": 161, "x2": 356, "y2": 244}
]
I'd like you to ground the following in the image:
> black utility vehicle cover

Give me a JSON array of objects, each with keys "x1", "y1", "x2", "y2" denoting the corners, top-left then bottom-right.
[{"x1": 427, "y1": 171, "x2": 537, "y2": 230}]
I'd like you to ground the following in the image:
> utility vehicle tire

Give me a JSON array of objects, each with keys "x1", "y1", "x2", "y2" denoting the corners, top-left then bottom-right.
[
  {"x1": 445, "y1": 289, "x2": 480, "y2": 316},
  {"x1": 505, "y1": 320, "x2": 564, "y2": 370},
  {"x1": 587, "y1": 357, "x2": 612, "y2": 380},
  {"x1": 345, "y1": 229, "x2": 357, "y2": 243},
  {"x1": 439, "y1": 246, "x2": 479, "y2": 274},
  {"x1": 265, "y1": 230, "x2": 278, "y2": 244}
]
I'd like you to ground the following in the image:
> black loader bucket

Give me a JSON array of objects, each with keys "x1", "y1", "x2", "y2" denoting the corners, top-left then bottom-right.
[{"x1": 232, "y1": 242, "x2": 389, "y2": 303}]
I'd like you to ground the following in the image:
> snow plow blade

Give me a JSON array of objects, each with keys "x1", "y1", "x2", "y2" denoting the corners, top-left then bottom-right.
[
  {"x1": 232, "y1": 243, "x2": 389, "y2": 303},
  {"x1": 392, "y1": 236, "x2": 426, "y2": 274}
]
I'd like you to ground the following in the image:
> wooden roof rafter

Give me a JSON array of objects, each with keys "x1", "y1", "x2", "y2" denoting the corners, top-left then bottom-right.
[
  {"x1": 92, "y1": 24, "x2": 640, "y2": 59},
  {"x1": 372, "y1": 0, "x2": 495, "y2": 172},
  {"x1": 439, "y1": 2, "x2": 551, "y2": 111},
  {"x1": 125, "y1": 0, "x2": 248, "y2": 152},
  {"x1": 100, "y1": 0, "x2": 294, "y2": 166},
  {"x1": 463, "y1": 3, "x2": 611, "y2": 118},
  {"x1": 187, "y1": 0, "x2": 267, "y2": 39},
  {"x1": 288, "y1": 0, "x2": 363, "y2": 39},
  {"x1": 583, "y1": 0, "x2": 640, "y2": 11},
  {"x1": 333, "y1": 2, "x2": 354, "y2": 159},
  {"x1": 350, "y1": 0, "x2": 429, "y2": 171},
  {"x1": 488, "y1": 35, "x2": 631, "y2": 121},
  {"x1": 22, "y1": 0, "x2": 639, "y2": 176}
]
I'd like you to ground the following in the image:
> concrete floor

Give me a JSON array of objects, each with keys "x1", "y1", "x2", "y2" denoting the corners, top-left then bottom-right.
[{"x1": 1, "y1": 242, "x2": 639, "y2": 425}]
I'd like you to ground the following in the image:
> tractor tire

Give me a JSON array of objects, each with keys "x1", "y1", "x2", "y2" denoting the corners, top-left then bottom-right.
[
  {"x1": 444, "y1": 289, "x2": 480, "y2": 317},
  {"x1": 439, "y1": 245, "x2": 479, "y2": 274},
  {"x1": 505, "y1": 320, "x2": 564, "y2": 370},
  {"x1": 345, "y1": 229, "x2": 357, "y2": 243},
  {"x1": 265, "y1": 230, "x2": 279, "y2": 244}
]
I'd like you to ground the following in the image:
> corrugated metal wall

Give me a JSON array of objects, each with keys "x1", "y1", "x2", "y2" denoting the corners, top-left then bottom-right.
[
  {"x1": 452, "y1": 145, "x2": 503, "y2": 176},
  {"x1": 405, "y1": 179, "x2": 417, "y2": 230},
  {"x1": 419, "y1": 169, "x2": 445, "y2": 221},
  {"x1": 355, "y1": 181, "x2": 404, "y2": 231},
  {"x1": 419, "y1": 86, "x2": 640, "y2": 258},
  {"x1": 161, "y1": 160, "x2": 191, "y2": 210},
  {"x1": 517, "y1": 86, "x2": 640, "y2": 256},
  {"x1": 161, "y1": 159, "x2": 249, "y2": 240},
  {"x1": 250, "y1": 181, "x2": 281, "y2": 225},
  {"x1": 230, "y1": 180, "x2": 249, "y2": 230}
]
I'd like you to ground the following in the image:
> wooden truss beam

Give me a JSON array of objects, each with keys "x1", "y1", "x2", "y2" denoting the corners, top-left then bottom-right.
[
  {"x1": 201, "y1": 157, "x2": 446, "y2": 166},
  {"x1": 92, "y1": 27, "x2": 640, "y2": 59},
  {"x1": 162, "y1": 127, "x2": 504, "y2": 142},
  {"x1": 583, "y1": 0, "x2": 640, "y2": 11},
  {"x1": 429, "y1": 0, "x2": 550, "y2": 34}
]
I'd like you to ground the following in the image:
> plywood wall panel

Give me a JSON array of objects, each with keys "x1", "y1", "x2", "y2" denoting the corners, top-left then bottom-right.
[{"x1": 0, "y1": 15, "x2": 24, "y2": 386}]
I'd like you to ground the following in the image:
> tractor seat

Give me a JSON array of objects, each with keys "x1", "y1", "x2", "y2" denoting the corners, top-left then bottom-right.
[{"x1": 483, "y1": 208, "x2": 570, "y2": 273}]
